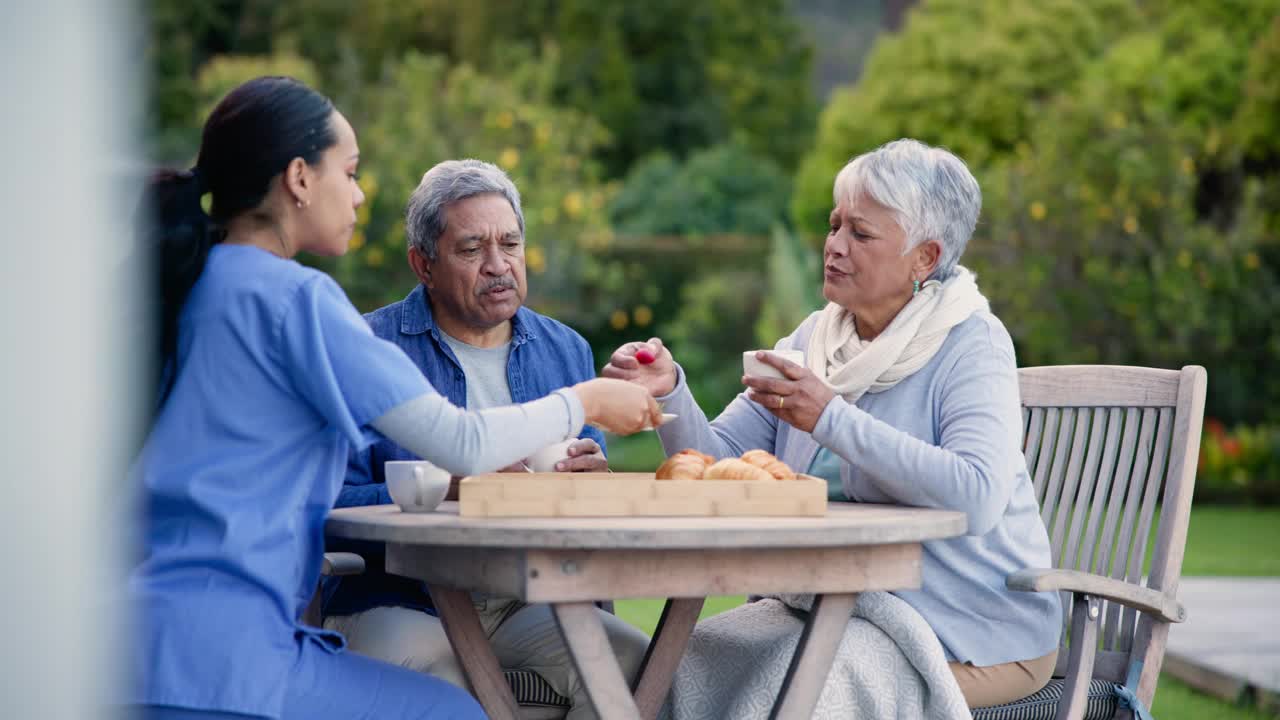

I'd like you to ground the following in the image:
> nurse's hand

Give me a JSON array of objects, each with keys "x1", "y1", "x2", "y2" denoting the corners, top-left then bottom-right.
[
  {"x1": 573, "y1": 378, "x2": 663, "y2": 435},
  {"x1": 601, "y1": 337, "x2": 678, "y2": 398}
]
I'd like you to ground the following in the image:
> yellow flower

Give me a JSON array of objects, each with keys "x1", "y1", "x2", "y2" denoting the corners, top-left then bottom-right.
[
  {"x1": 1181, "y1": 156, "x2": 1195, "y2": 175},
  {"x1": 1029, "y1": 201, "x2": 1047, "y2": 221},
  {"x1": 365, "y1": 246, "x2": 385, "y2": 267},
  {"x1": 495, "y1": 110, "x2": 514, "y2": 129},
  {"x1": 1177, "y1": 250, "x2": 1192, "y2": 269},
  {"x1": 633, "y1": 305, "x2": 653, "y2": 327},
  {"x1": 526, "y1": 245, "x2": 546, "y2": 274},
  {"x1": 1107, "y1": 111, "x2": 1127, "y2": 130},
  {"x1": 1123, "y1": 216, "x2": 1139, "y2": 235},
  {"x1": 562, "y1": 191, "x2": 584, "y2": 219},
  {"x1": 1245, "y1": 252, "x2": 1261, "y2": 270},
  {"x1": 499, "y1": 147, "x2": 520, "y2": 169},
  {"x1": 348, "y1": 230, "x2": 365, "y2": 251},
  {"x1": 609, "y1": 309, "x2": 629, "y2": 331}
]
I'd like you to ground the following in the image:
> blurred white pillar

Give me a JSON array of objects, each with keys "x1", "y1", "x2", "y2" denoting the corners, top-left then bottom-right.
[{"x1": 1, "y1": 2, "x2": 143, "y2": 719}]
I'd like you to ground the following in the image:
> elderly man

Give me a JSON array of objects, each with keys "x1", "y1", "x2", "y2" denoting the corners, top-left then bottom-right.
[{"x1": 323, "y1": 159, "x2": 649, "y2": 719}]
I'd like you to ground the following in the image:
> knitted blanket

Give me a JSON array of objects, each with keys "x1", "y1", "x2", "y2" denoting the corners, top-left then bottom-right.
[{"x1": 663, "y1": 592, "x2": 972, "y2": 720}]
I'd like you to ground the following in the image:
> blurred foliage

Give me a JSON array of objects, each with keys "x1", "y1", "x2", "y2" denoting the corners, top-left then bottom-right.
[
  {"x1": 793, "y1": 0, "x2": 1280, "y2": 425},
  {"x1": 146, "y1": 0, "x2": 816, "y2": 177},
  {"x1": 756, "y1": 226, "x2": 823, "y2": 351},
  {"x1": 1198, "y1": 420, "x2": 1280, "y2": 505},
  {"x1": 609, "y1": 140, "x2": 792, "y2": 238}
]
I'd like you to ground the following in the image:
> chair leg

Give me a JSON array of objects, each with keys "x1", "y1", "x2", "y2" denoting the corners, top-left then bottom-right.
[{"x1": 1054, "y1": 594, "x2": 1101, "y2": 720}]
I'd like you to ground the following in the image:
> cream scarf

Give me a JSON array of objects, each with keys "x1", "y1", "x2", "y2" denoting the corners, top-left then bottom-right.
[{"x1": 805, "y1": 266, "x2": 989, "y2": 403}]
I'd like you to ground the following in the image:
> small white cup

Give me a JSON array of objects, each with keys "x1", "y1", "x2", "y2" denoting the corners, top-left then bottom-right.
[
  {"x1": 385, "y1": 460, "x2": 451, "y2": 513},
  {"x1": 527, "y1": 439, "x2": 577, "y2": 473},
  {"x1": 743, "y1": 349, "x2": 805, "y2": 379}
]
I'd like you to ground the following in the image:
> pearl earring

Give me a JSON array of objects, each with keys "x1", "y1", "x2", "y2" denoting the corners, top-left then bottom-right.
[{"x1": 296, "y1": 200, "x2": 303, "y2": 209}]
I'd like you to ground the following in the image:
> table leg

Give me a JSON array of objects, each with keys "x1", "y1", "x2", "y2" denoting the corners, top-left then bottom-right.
[
  {"x1": 428, "y1": 587, "x2": 520, "y2": 720},
  {"x1": 768, "y1": 592, "x2": 859, "y2": 720},
  {"x1": 552, "y1": 601, "x2": 643, "y2": 720},
  {"x1": 632, "y1": 597, "x2": 704, "y2": 720}
]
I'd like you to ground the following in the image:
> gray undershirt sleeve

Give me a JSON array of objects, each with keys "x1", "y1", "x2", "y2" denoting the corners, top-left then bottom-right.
[{"x1": 370, "y1": 387, "x2": 585, "y2": 477}]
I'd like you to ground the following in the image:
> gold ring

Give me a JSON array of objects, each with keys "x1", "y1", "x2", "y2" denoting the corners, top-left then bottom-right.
[{"x1": 778, "y1": 396, "x2": 784, "y2": 409}]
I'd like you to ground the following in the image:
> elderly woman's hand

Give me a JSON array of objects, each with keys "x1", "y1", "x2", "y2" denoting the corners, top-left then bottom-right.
[
  {"x1": 600, "y1": 337, "x2": 678, "y2": 398},
  {"x1": 742, "y1": 352, "x2": 836, "y2": 433}
]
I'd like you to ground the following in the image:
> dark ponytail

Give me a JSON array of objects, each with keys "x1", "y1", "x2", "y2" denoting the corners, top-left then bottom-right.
[{"x1": 142, "y1": 76, "x2": 336, "y2": 405}]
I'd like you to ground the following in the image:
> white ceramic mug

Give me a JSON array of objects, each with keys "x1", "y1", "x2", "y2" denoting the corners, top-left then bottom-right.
[
  {"x1": 385, "y1": 460, "x2": 451, "y2": 512},
  {"x1": 527, "y1": 439, "x2": 577, "y2": 473},
  {"x1": 743, "y1": 349, "x2": 805, "y2": 379}
]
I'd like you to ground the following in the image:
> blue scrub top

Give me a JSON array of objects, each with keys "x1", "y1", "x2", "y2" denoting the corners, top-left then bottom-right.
[{"x1": 126, "y1": 244, "x2": 429, "y2": 717}]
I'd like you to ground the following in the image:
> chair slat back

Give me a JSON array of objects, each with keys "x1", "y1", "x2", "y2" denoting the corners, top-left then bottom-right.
[{"x1": 1017, "y1": 365, "x2": 1206, "y2": 694}]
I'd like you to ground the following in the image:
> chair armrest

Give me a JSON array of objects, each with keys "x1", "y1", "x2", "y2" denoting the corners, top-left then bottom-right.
[
  {"x1": 1007, "y1": 568, "x2": 1186, "y2": 623},
  {"x1": 321, "y1": 552, "x2": 366, "y2": 577}
]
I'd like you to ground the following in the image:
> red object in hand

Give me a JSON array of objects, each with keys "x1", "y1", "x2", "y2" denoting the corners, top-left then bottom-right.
[{"x1": 635, "y1": 348, "x2": 656, "y2": 365}]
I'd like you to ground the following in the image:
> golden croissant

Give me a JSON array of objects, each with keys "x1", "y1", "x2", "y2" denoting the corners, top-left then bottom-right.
[
  {"x1": 703, "y1": 458, "x2": 775, "y2": 482},
  {"x1": 656, "y1": 449, "x2": 713, "y2": 480},
  {"x1": 740, "y1": 449, "x2": 797, "y2": 481}
]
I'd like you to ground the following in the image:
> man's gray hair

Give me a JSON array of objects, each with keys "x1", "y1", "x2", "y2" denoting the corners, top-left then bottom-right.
[
  {"x1": 833, "y1": 139, "x2": 981, "y2": 281},
  {"x1": 405, "y1": 159, "x2": 525, "y2": 260}
]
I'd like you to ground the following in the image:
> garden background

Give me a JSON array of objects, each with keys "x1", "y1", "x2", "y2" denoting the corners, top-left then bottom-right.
[{"x1": 146, "y1": 1, "x2": 1280, "y2": 715}]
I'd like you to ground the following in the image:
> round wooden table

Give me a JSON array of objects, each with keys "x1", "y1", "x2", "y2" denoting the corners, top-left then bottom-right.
[{"x1": 327, "y1": 501, "x2": 965, "y2": 720}]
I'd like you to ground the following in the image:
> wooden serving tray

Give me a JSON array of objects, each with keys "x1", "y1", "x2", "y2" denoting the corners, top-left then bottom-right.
[{"x1": 458, "y1": 472, "x2": 827, "y2": 518}]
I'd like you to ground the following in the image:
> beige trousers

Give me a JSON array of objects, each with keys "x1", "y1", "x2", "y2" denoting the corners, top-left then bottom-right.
[
  {"x1": 949, "y1": 648, "x2": 1059, "y2": 708},
  {"x1": 324, "y1": 598, "x2": 651, "y2": 720}
]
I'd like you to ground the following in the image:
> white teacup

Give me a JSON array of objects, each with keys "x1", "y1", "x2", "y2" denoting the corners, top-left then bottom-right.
[
  {"x1": 385, "y1": 460, "x2": 451, "y2": 513},
  {"x1": 743, "y1": 349, "x2": 805, "y2": 379},
  {"x1": 527, "y1": 439, "x2": 577, "y2": 473}
]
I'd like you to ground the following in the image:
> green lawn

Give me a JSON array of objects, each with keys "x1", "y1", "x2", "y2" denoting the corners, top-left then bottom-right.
[{"x1": 616, "y1": 506, "x2": 1280, "y2": 718}]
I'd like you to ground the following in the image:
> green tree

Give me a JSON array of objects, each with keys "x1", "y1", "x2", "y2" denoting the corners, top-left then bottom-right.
[
  {"x1": 792, "y1": 0, "x2": 1280, "y2": 423},
  {"x1": 791, "y1": 0, "x2": 1138, "y2": 235},
  {"x1": 146, "y1": 0, "x2": 817, "y2": 178}
]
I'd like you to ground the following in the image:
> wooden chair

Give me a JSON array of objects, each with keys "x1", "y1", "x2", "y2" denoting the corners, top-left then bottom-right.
[{"x1": 972, "y1": 365, "x2": 1207, "y2": 720}]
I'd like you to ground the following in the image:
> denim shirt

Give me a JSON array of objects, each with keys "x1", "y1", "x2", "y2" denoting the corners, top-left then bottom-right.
[{"x1": 324, "y1": 284, "x2": 604, "y2": 616}]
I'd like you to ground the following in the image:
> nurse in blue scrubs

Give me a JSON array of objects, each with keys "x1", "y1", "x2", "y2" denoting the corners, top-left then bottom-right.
[{"x1": 127, "y1": 76, "x2": 661, "y2": 720}]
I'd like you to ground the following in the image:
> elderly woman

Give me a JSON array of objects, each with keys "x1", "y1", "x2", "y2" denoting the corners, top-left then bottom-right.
[{"x1": 604, "y1": 139, "x2": 1060, "y2": 709}]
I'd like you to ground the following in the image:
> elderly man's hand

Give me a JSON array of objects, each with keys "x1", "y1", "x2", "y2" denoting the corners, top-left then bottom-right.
[
  {"x1": 601, "y1": 337, "x2": 678, "y2": 397},
  {"x1": 741, "y1": 351, "x2": 836, "y2": 433},
  {"x1": 552, "y1": 438, "x2": 608, "y2": 472}
]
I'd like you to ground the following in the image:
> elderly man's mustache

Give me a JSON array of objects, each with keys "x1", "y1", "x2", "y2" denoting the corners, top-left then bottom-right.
[{"x1": 476, "y1": 277, "x2": 517, "y2": 295}]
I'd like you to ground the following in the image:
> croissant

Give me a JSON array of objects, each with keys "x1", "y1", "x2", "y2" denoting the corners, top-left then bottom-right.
[
  {"x1": 703, "y1": 458, "x2": 775, "y2": 482},
  {"x1": 656, "y1": 449, "x2": 713, "y2": 480},
  {"x1": 740, "y1": 449, "x2": 797, "y2": 481}
]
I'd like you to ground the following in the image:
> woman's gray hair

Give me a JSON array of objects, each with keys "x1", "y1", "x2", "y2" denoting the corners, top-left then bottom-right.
[
  {"x1": 405, "y1": 159, "x2": 525, "y2": 259},
  {"x1": 833, "y1": 139, "x2": 981, "y2": 281}
]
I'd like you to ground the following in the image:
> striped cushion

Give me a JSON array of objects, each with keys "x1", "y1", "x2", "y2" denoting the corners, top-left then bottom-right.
[
  {"x1": 972, "y1": 679, "x2": 1120, "y2": 720},
  {"x1": 505, "y1": 669, "x2": 571, "y2": 708}
]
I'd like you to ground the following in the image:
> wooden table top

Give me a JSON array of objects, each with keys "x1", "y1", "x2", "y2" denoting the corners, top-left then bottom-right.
[{"x1": 326, "y1": 501, "x2": 966, "y2": 550}]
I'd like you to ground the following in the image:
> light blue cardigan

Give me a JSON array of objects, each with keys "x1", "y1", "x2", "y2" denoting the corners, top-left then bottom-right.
[{"x1": 655, "y1": 310, "x2": 1062, "y2": 666}]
